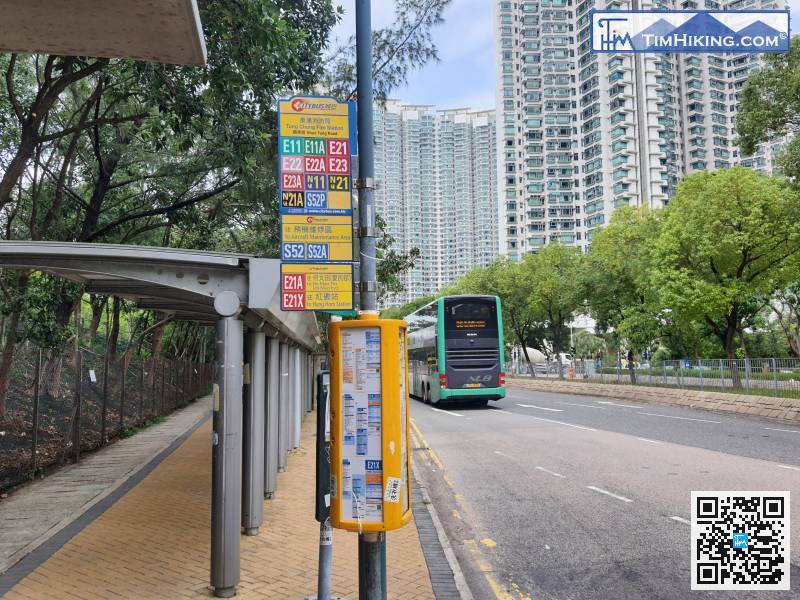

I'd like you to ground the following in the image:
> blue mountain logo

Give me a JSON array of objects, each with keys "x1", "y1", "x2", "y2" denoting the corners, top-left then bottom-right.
[
  {"x1": 593, "y1": 9, "x2": 789, "y2": 54},
  {"x1": 631, "y1": 18, "x2": 676, "y2": 50},
  {"x1": 735, "y1": 20, "x2": 782, "y2": 39}
]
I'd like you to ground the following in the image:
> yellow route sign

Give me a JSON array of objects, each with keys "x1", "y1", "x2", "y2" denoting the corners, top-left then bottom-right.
[
  {"x1": 281, "y1": 263, "x2": 354, "y2": 311},
  {"x1": 278, "y1": 96, "x2": 355, "y2": 313},
  {"x1": 281, "y1": 214, "x2": 353, "y2": 262}
]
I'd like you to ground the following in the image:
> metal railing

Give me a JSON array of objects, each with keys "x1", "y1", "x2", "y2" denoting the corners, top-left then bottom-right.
[
  {"x1": 0, "y1": 343, "x2": 212, "y2": 492},
  {"x1": 508, "y1": 357, "x2": 800, "y2": 400}
]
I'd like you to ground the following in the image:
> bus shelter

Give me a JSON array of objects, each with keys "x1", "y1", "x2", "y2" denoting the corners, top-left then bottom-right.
[{"x1": 0, "y1": 241, "x2": 319, "y2": 597}]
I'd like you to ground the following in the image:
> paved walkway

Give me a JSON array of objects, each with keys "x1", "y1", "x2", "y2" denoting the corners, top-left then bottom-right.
[
  {"x1": 0, "y1": 398, "x2": 211, "y2": 578},
  {"x1": 1, "y1": 407, "x2": 439, "y2": 599}
]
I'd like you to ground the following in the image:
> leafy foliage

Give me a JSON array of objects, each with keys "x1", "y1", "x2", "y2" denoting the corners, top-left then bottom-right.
[
  {"x1": 736, "y1": 36, "x2": 800, "y2": 179},
  {"x1": 323, "y1": 0, "x2": 452, "y2": 101},
  {"x1": 651, "y1": 167, "x2": 800, "y2": 359}
]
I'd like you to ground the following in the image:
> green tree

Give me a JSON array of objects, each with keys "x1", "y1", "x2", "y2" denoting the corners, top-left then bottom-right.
[
  {"x1": 376, "y1": 215, "x2": 420, "y2": 301},
  {"x1": 585, "y1": 206, "x2": 663, "y2": 364},
  {"x1": 523, "y1": 244, "x2": 586, "y2": 379},
  {"x1": 573, "y1": 330, "x2": 604, "y2": 359},
  {"x1": 651, "y1": 167, "x2": 800, "y2": 381},
  {"x1": 323, "y1": 0, "x2": 452, "y2": 101},
  {"x1": 736, "y1": 36, "x2": 800, "y2": 179}
]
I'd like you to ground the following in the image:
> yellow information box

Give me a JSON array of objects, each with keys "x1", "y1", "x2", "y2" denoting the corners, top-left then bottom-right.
[{"x1": 328, "y1": 316, "x2": 412, "y2": 532}]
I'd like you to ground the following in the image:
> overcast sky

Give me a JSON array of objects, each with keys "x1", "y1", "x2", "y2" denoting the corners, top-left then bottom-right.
[{"x1": 331, "y1": 0, "x2": 800, "y2": 113}]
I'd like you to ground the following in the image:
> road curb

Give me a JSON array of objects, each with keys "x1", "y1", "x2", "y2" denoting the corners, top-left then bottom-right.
[
  {"x1": 412, "y1": 459, "x2": 474, "y2": 600},
  {"x1": 508, "y1": 378, "x2": 800, "y2": 423}
]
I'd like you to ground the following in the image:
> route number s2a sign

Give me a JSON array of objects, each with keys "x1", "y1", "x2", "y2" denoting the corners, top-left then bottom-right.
[{"x1": 278, "y1": 95, "x2": 355, "y2": 312}]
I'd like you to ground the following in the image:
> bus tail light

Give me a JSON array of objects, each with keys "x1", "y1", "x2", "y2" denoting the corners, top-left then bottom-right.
[
  {"x1": 439, "y1": 374, "x2": 448, "y2": 389},
  {"x1": 499, "y1": 372, "x2": 506, "y2": 387}
]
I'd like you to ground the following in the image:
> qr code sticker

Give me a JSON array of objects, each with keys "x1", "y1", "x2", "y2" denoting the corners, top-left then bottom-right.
[{"x1": 691, "y1": 491, "x2": 790, "y2": 590}]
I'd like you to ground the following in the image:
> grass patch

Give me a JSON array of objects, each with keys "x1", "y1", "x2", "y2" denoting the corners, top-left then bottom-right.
[{"x1": 121, "y1": 414, "x2": 166, "y2": 438}]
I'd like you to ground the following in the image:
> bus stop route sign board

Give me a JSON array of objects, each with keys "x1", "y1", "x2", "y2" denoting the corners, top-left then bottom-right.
[
  {"x1": 278, "y1": 95, "x2": 355, "y2": 311},
  {"x1": 281, "y1": 263, "x2": 354, "y2": 311}
]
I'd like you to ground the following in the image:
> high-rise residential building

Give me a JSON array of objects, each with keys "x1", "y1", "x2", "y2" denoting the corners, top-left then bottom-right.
[
  {"x1": 373, "y1": 101, "x2": 498, "y2": 307},
  {"x1": 495, "y1": 0, "x2": 787, "y2": 259}
]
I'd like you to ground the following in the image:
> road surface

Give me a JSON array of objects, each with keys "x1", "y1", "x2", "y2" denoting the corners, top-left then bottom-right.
[{"x1": 410, "y1": 386, "x2": 800, "y2": 600}]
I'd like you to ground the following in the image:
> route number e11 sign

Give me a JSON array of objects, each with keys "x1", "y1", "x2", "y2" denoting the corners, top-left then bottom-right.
[{"x1": 278, "y1": 96, "x2": 355, "y2": 311}]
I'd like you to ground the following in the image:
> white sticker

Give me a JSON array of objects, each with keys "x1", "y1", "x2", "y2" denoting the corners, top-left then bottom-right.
[
  {"x1": 89, "y1": 369, "x2": 97, "y2": 383},
  {"x1": 330, "y1": 474, "x2": 338, "y2": 499},
  {"x1": 324, "y1": 493, "x2": 330, "y2": 507},
  {"x1": 384, "y1": 477, "x2": 402, "y2": 503},
  {"x1": 212, "y1": 432, "x2": 219, "y2": 446},
  {"x1": 320, "y1": 521, "x2": 333, "y2": 546},
  {"x1": 389, "y1": 441, "x2": 396, "y2": 455}
]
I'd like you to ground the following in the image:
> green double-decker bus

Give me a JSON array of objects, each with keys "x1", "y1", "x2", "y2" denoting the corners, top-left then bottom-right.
[{"x1": 405, "y1": 295, "x2": 506, "y2": 406}]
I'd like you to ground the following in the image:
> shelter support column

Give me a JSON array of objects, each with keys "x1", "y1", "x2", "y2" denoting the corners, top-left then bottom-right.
[
  {"x1": 211, "y1": 291, "x2": 244, "y2": 599},
  {"x1": 242, "y1": 329, "x2": 265, "y2": 535},
  {"x1": 265, "y1": 336, "x2": 280, "y2": 496},
  {"x1": 278, "y1": 342, "x2": 289, "y2": 471},
  {"x1": 292, "y1": 347, "x2": 301, "y2": 448}
]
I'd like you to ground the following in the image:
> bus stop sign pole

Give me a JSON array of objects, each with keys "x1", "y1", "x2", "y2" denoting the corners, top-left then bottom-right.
[{"x1": 355, "y1": 1, "x2": 386, "y2": 599}]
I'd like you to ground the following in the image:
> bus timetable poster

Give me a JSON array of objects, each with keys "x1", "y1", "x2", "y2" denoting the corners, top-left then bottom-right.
[{"x1": 340, "y1": 327, "x2": 383, "y2": 523}]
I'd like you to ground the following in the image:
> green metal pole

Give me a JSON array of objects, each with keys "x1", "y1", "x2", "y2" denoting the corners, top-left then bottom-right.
[{"x1": 355, "y1": 0, "x2": 386, "y2": 598}]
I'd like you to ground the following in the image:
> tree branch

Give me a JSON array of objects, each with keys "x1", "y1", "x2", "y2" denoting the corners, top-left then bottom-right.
[
  {"x1": 346, "y1": 0, "x2": 441, "y2": 100},
  {"x1": 5, "y1": 54, "x2": 23, "y2": 122},
  {"x1": 86, "y1": 179, "x2": 240, "y2": 242},
  {"x1": 37, "y1": 113, "x2": 150, "y2": 144}
]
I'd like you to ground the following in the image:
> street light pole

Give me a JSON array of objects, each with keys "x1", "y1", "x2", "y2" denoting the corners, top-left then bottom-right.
[
  {"x1": 356, "y1": 0, "x2": 378, "y2": 316},
  {"x1": 355, "y1": 1, "x2": 385, "y2": 599}
]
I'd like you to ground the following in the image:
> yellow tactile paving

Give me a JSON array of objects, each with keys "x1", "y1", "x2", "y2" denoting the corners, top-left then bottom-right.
[{"x1": 6, "y1": 413, "x2": 434, "y2": 600}]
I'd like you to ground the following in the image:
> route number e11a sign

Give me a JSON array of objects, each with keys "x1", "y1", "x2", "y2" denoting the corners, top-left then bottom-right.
[{"x1": 278, "y1": 96, "x2": 355, "y2": 311}]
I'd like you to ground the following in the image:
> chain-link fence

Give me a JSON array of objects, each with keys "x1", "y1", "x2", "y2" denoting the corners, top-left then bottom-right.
[
  {"x1": 0, "y1": 343, "x2": 213, "y2": 492},
  {"x1": 508, "y1": 357, "x2": 800, "y2": 400}
]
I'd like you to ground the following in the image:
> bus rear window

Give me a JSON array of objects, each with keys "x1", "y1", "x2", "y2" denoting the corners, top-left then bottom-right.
[{"x1": 444, "y1": 300, "x2": 497, "y2": 331}]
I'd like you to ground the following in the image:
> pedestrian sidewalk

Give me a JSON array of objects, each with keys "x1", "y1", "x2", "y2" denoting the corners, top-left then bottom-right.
[
  {"x1": 0, "y1": 397, "x2": 211, "y2": 580},
  {"x1": 1, "y1": 407, "x2": 439, "y2": 599}
]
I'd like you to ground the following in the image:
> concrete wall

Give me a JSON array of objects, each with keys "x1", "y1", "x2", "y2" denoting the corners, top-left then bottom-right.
[{"x1": 508, "y1": 378, "x2": 800, "y2": 423}]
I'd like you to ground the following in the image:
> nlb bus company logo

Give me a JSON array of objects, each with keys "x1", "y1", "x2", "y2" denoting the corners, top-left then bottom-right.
[{"x1": 591, "y1": 10, "x2": 790, "y2": 53}]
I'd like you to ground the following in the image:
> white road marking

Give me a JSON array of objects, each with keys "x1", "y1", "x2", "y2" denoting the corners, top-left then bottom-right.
[
  {"x1": 527, "y1": 416, "x2": 596, "y2": 431},
  {"x1": 489, "y1": 409, "x2": 514, "y2": 414},
  {"x1": 778, "y1": 464, "x2": 800, "y2": 471},
  {"x1": 637, "y1": 412, "x2": 721, "y2": 424},
  {"x1": 494, "y1": 450, "x2": 515, "y2": 459},
  {"x1": 430, "y1": 407, "x2": 464, "y2": 417},
  {"x1": 636, "y1": 437, "x2": 664, "y2": 445},
  {"x1": 764, "y1": 427, "x2": 800, "y2": 434},
  {"x1": 669, "y1": 516, "x2": 690, "y2": 525},
  {"x1": 597, "y1": 400, "x2": 643, "y2": 409},
  {"x1": 516, "y1": 403, "x2": 564, "y2": 412},
  {"x1": 559, "y1": 401, "x2": 605, "y2": 409},
  {"x1": 586, "y1": 486, "x2": 633, "y2": 503},
  {"x1": 535, "y1": 466, "x2": 566, "y2": 478}
]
